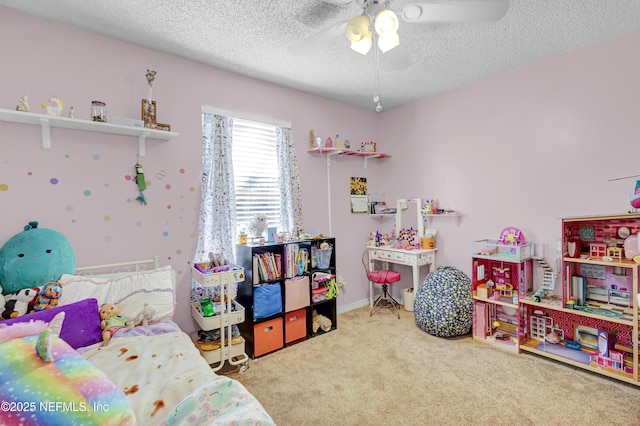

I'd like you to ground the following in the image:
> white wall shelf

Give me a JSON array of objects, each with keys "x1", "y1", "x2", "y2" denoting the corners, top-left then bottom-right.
[
  {"x1": 0, "y1": 108, "x2": 178, "y2": 157},
  {"x1": 422, "y1": 211, "x2": 462, "y2": 226}
]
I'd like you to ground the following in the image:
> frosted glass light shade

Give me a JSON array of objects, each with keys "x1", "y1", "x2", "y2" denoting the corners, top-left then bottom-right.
[
  {"x1": 351, "y1": 30, "x2": 373, "y2": 54},
  {"x1": 377, "y1": 32, "x2": 400, "y2": 53},
  {"x1": 345, "y1": 15, "x2": 371, "y2": 42},
  {"x1": 374, "y1": 10, "x2": 399, "y2": 37}
]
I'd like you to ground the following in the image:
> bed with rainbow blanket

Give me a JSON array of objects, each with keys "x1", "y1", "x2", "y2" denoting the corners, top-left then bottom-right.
[{"x1": 0, "y1": 259, "x2": 274, "y2": 426}]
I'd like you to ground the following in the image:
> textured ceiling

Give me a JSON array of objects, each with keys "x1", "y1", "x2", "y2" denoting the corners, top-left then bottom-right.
[{"x1": 2, "y1": 0, "x2": 640, "y2": 111}]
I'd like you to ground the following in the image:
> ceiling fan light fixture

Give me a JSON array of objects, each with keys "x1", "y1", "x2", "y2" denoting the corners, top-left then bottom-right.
[
  {"x1": 351, "y1": 30, "x2": 372, "y2": 55},
  {"x1": 345, "y1": 14, "x2": 370, "y2": 42},
  {"x1": 377, "y1": 32, "x2": 399, "y2": 53},
  {"x1": 374, "y1": 9, "x2": 399, "y2": 37}
]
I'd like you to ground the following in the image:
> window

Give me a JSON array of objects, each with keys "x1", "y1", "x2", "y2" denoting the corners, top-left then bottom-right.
[{"x1": 232, "y1": 118, "x2": 281, "y2": 232}]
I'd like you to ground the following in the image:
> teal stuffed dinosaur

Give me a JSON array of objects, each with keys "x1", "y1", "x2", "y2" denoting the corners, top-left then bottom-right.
[{"x1": 0, "y1": 221, "x2": 76, "y2": 295}]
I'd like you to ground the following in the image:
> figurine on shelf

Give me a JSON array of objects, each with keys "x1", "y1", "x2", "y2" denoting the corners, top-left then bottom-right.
[
  {"x1": 15, "y1": 94, "x2": 30, "y2": 112},
  {"x1": 41, "y1": 96, "x2": 64, "y2": 117},
  {"x1": 68, "y1": 106, "x2": 75, "y2": 119}
]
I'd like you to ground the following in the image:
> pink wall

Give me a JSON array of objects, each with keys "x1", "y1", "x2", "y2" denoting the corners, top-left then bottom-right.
[
  {"x1": 378, "y1": 28, "x2": 640, "y2": 292},
  {"x1": 2, "y1": 8, "x2": 640, "y2": 332},
  {"x1": 0, "y1": 9, "x2": 380, "y2": 332}
]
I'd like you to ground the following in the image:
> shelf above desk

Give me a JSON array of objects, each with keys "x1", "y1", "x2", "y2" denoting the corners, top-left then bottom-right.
[{"x1": 307, "y1": 147, "x2": 391, "y2": 168}]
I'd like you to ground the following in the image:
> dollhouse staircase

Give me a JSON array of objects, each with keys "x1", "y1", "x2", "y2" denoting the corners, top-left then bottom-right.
[{"x1": 533, "y1": 257, "x2": 555, "y2": 290}]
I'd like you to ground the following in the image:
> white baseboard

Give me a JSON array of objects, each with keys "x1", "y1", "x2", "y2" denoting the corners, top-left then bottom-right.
[
  {"x1": 337, "y1": 295, "x2": 410, "y2": 314},
  {"x1": 337, "y1": 298, "x2": 369, "y2": 314}
]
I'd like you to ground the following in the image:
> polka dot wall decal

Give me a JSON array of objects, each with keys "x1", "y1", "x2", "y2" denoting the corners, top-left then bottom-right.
[
  {"x1": 50, "y1": 178, "x2": 59, "y2": 185},
  {"x1": 165, "y1": 184, "x2": 171, "y2": 190},
  {"x1": 189, "y1": 186, "x2": 195, "y2": 192},
  {"x1": 83, "y1": 190, "x2": 91, "y2": 196},
  {"x1": 167, "y1": 205, "x2": 172, "y2": 209},
  {"x1": 162, "y1": 231, "x2": 169, "y2": 237},
  {"x1": 179, "y1": 168, "x2": 185, "y2": 174},
  {"x1": 0, "y1": 183, "x2": 8, "y2": 191},
  {"x1": 176, "y1": 249, "x2": 182, "y2": 255},
  {"x1": 125, "y1": 175, "x2": 132, "y2": 181},
  {"x1": 66, "y1": 205, "x2": 74, "y2": 211},
  {"x1": 136, "y1": 221, "x2": 142, "y2": 228},
  {"x1": 104, "y1": 183, "x2": 109, "y2": 188},
  {"x1": 28, "y1": 172, "x2": 33, "y2": 176},
  {"x1": 104, "y1": 215, "x2": 111, "y2": 221},
  {"x1": 93, "y1": 154, "x2": 100, "y2": 160}
]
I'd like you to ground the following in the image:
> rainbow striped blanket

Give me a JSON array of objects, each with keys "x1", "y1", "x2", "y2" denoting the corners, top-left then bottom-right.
[{"x1": 0, "y1": 333, "x2": 136, "y2": 426}]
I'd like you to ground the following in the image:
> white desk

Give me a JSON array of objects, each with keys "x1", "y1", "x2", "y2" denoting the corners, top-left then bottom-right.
[{"x1": 367, "y1": 246, "x2": 437, "y2": 307}]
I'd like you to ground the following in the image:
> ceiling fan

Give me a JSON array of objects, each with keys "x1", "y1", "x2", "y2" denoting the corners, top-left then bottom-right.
[{"x1": 294, "y1": 0, "x2": 509, "y2": 69}]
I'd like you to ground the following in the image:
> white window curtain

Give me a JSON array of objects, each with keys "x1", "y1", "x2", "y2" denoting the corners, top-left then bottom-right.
[
  {"x1": 195, "y1": 113, "x2": 304, "y2": 266},
  {"x1": 276, "y1": 126, "x2": 304, "y2": 237},
  {"x1": 194, "y1": 113, "x2": 236, "y2": 264}
]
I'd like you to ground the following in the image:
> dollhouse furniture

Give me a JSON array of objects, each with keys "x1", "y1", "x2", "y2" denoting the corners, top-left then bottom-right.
[
  {"x1": 414, "y1": 266, "x2": 473, "y2": 337},
  {"x1": 363, "y1": 250, "x2": 401, "y2": 318},
  {"x1": 0, "y1": 258, "x2": 274, "y2": 424}
]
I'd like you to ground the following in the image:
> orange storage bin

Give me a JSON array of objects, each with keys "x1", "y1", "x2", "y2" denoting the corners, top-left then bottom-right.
[
  {"x1": 285, "y1": 275, "x2": 310, "y2": 312},
  {"x1": 285, "y1": 308, "x2": 307, "y2": 344},
  {"x1": 253, "y1": 317, "x2": 283, "y2": 357}
]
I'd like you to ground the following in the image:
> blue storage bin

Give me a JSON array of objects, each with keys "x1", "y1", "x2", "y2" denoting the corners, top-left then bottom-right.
[{"x1": 254, "y1": 282, "x2": 282, "y2": 319}]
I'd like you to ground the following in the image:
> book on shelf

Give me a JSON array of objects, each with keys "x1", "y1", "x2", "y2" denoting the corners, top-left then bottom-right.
[{"x1": 254, "y1": 252, "x2": 281, "y2": 282}]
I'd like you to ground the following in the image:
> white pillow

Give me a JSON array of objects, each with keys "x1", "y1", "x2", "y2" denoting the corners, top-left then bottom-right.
[{"x1": 58, "y1": 266, "x2": 175, "y2": 321}]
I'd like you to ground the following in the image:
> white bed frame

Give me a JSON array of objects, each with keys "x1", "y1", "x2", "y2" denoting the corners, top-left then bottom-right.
[{"x1": 75, "y1": 256, "x2": 159, "y2": 275}]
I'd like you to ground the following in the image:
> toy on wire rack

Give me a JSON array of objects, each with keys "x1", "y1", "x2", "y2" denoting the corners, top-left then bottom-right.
[{"x1": 135, "y1": 163, "x2": 147, "y2": 205}]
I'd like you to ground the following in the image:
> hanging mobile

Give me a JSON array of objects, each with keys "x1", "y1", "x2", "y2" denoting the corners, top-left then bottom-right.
[{"x1": 135, "y1": 162, "x2": 147, "y2": 205}]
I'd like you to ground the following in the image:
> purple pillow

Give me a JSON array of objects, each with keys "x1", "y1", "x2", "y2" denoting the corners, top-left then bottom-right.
[{"x1": 2, "y1": 298, "x2": 102, "y2": 349}]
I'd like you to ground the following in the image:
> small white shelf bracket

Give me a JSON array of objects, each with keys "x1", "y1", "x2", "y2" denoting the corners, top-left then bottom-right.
[
  {"x1": 138, "y1": 131, "x2": 151, "y2": 157},
  {"x1": 39, "y1": 117, "x2": 51, "y2": 150}
]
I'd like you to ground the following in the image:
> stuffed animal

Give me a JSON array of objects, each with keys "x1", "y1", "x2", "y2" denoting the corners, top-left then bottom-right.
[
  {"x1": 0, "y1": 221, "x2": 76, "y2": 295},
  {"x1": 126, "y1": 303, "x2": 156, "y2": 328},
  {"x1": 2, "y1": 287, "x2": 39, "y2": 319},
  {"x1": 0, "y1": 283, "x2": 4, "y2": 314},
  {"x1": 31, "y1": 282, "x2": 62, "y2": 312},
  {"x1": 247, "y1": 213, "x2": 268, "y2": 238},
  {"x1": 99, "y1": 303, "x2": 127, "y2": 346},
  {"x1": 312, "y1": 310, "x2": 332, "y2": 333}
]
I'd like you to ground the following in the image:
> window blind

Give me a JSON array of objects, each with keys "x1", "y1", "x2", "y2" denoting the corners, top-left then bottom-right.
[{"x1": 232, "y1": 118, "x2": 281, "y2": 232}]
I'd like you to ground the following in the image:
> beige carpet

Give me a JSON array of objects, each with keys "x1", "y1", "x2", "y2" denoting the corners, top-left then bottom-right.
[{"x1": 228, "y1": 305, "x2": 640, "y2": 425}]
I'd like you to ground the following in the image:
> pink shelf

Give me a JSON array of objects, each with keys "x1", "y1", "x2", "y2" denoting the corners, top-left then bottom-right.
[{"x1": 307, "y1": 147, "x2": 391, "y2": 159}]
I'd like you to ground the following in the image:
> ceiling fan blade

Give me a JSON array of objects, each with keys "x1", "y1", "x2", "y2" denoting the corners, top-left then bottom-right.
[
  {"x1": 289, "y1": 21, "x2": 348, "y2": 56},
  {"x1": 401, "y1": 0, "x2": 509, "y2": 23},
  {"x1": 321, "y1": 0, "x2": 355, "y2": 5},
  {"x1": 381, "y1": 45, "x2": 411, "y2": 71}
]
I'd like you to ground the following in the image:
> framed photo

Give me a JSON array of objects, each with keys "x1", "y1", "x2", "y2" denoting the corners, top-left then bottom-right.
[{"x1": 141, "y1": 99, "x2": 156, "y2": 128}]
